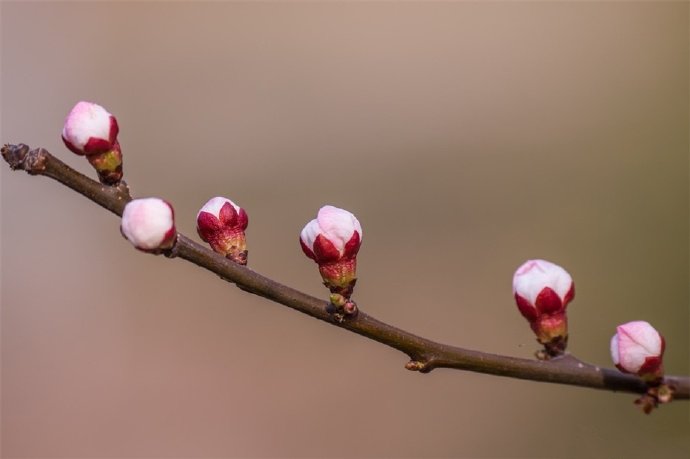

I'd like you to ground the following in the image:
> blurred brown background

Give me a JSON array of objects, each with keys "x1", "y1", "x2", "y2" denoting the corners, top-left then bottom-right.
[{"x1": 1, "y1": 1, "x2": 688, "y2": 458}]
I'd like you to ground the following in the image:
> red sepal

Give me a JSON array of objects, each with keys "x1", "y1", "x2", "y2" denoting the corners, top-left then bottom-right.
[
  {"x1": 163, "y1": 227, "x2": 177, "y2": 246},
  {"x1": 562, "y1": 283, "x2": 575, "y2": 307},
  {"x1": 197, "y1": 212, "x2": 222, "y2": 242},
  {"x1": 108, "y1": 116, "x2": 119, "y2": 144},
  {"x1": 83, "y1": 136, "x2": 114, "y2": 155},
  {"x1": 236, "y1": 207, "x2": 249, "y2": 230},
  {"x1": 217, "y1": 202, "x2": 248, "y2": 231},
  {"x1": 312, "y1": 234, "x2": 341, "y2": 264},
  {"x1": 535, "y1": 287, "x2": 564, "y2": 315},
  {"x1": 300, "y1": 238, "x2": 316, "y2": 260},
  {"x1": 218, "y1": 202, "x2": 238, "y2": 226},
  {"x1": 638, "y1": 356, "x2": 663, "y2": 376},
  {"x1": 342, "y1": 231, "x2": 361, "y2": 259},
  {"x1": 515, "y1": 293, "x2": 538, "y2": 321}
]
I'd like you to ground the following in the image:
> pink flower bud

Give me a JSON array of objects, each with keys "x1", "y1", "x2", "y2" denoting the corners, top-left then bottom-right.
[
  {"x1": 513, "y1": 259, "x2": 575, "y2": 356},
  {"x1": 62, "y1": 101, "x2": 119, "y2": 156},
  {"x1": 120, "y1": 198, "x2": 176, "y2": 253},
  {"x1": 61, "y1": 101, "x2": 123, "y2": 185},
  {"x1": 300, "y1": 205, "x2": 362, "y2": 299},
  {"x1": 611, "y1": 321, "x2": 665, "y2": 381},
  {"x1": 197, "y1": 197, "x2": 249, "y2": 265}
]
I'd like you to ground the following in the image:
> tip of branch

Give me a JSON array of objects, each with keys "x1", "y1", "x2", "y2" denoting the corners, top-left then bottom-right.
[
  {"x1": 2, "y1": 143, "x2": 30, "y2": 169},
  {"x1": 2, "y1": 144, "x2": 48, "y2": 175}
]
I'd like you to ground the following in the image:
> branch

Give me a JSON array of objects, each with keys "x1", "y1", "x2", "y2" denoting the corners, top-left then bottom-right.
[{"x1": 3, "y1": 143, "x2": 688, "y2": 400}]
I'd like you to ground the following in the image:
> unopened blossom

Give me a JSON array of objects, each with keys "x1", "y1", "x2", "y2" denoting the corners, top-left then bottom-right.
[
  {"x1": 300, "y1": 205, "x2": 362, "y2": 299},
  {"x1": 62, "y1": 101, "x2": 123, "y2": 185},
  {"x1": 611, "y1": 321, "x2": 665, "y2": 381},
  {"x1": 197, "y1": 197, "x2": 249, "y2": 265},
  {"x1": 121, "y1": 198, "x2": 176, "y2": 253},
  {"x1": 62, "y1": 101, "x2": 118, "y2": 155},
  {"x1": 513, "y1": 259, "x2": 575, "y2": 356}
]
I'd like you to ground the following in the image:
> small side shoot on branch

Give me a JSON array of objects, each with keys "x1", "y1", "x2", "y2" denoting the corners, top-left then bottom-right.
[
  {"x1": 62, "y1": 101, "x2": 123, "y2": 185},
  {"x1": 512, "y1": 259, "x2": 574, "y2": 359},
  {"x1": 300, "y1": 205, "x2": 363, "y2": 319}
]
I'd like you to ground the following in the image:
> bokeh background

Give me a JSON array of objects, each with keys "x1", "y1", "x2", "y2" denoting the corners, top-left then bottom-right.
[{"x1": 2, "y1": 1, "x2": 688, "y2": 457}]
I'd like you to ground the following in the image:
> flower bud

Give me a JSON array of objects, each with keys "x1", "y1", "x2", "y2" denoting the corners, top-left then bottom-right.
[
  {"x1": 300, "y1": 205, "x2": 362, "y2": 299},
  {"x1": 196, "y1": 197, "x2": 249, "y2": 265},
  {"x1": 120, "y1": 198, "x2": 176, "y2": 253},
  {"x1": 62, "y1": 101, "x2": 123, "y2": 185},
  {"x1": 513, "y1": 259, "x2": 574, "y2": 356},
  {"x1": 611, "y1": 321, "x2": 665, "y2": 382}
]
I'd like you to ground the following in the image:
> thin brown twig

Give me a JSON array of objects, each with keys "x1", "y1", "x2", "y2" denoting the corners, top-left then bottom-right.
[{"x1": 3, "y1": 143, "x2": 688, "y2": 400}]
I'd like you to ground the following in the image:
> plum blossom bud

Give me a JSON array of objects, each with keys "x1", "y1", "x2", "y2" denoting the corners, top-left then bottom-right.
[
  {"x1": 62, "y1": 101, "x2": 123, "y2": 185},
  {"x1": 197, "y1": 197, "x2": 249, "y2": 265},
  {"x1": 300, "y1": 205, "x2": 362, "y2": 299},
  {"x1": 611, "y1": 321, "x2": 665, "y2": 381},
  {"x1": 120, "y1": 198, "x2": 176, "y2": 253},
  {"x1": 62, "y1": 101, "x2": 118, "y2": 156},
  {"x1": 513, "y1": 259, "x2": 575, "y2": 357}
]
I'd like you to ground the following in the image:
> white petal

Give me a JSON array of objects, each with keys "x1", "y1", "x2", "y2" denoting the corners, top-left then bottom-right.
[
  {"x1": 610, "y1": 334, "x2": 620, "y2": 365},
  {"x1": 300, "y1": 218, "x2": 321, "y2": 251},
  {"x1": 63, "y1": 101, "x2": 112, "y2": 150},
  {"x1": 513, "y1": 259, "x2": 572, "y2": 305},
  {"x1": 197, "y1": 196, "x2": 240, "y2": 220},
  {"x1": 317, "y1": 205, "x2": 359, "y2": 253}
]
